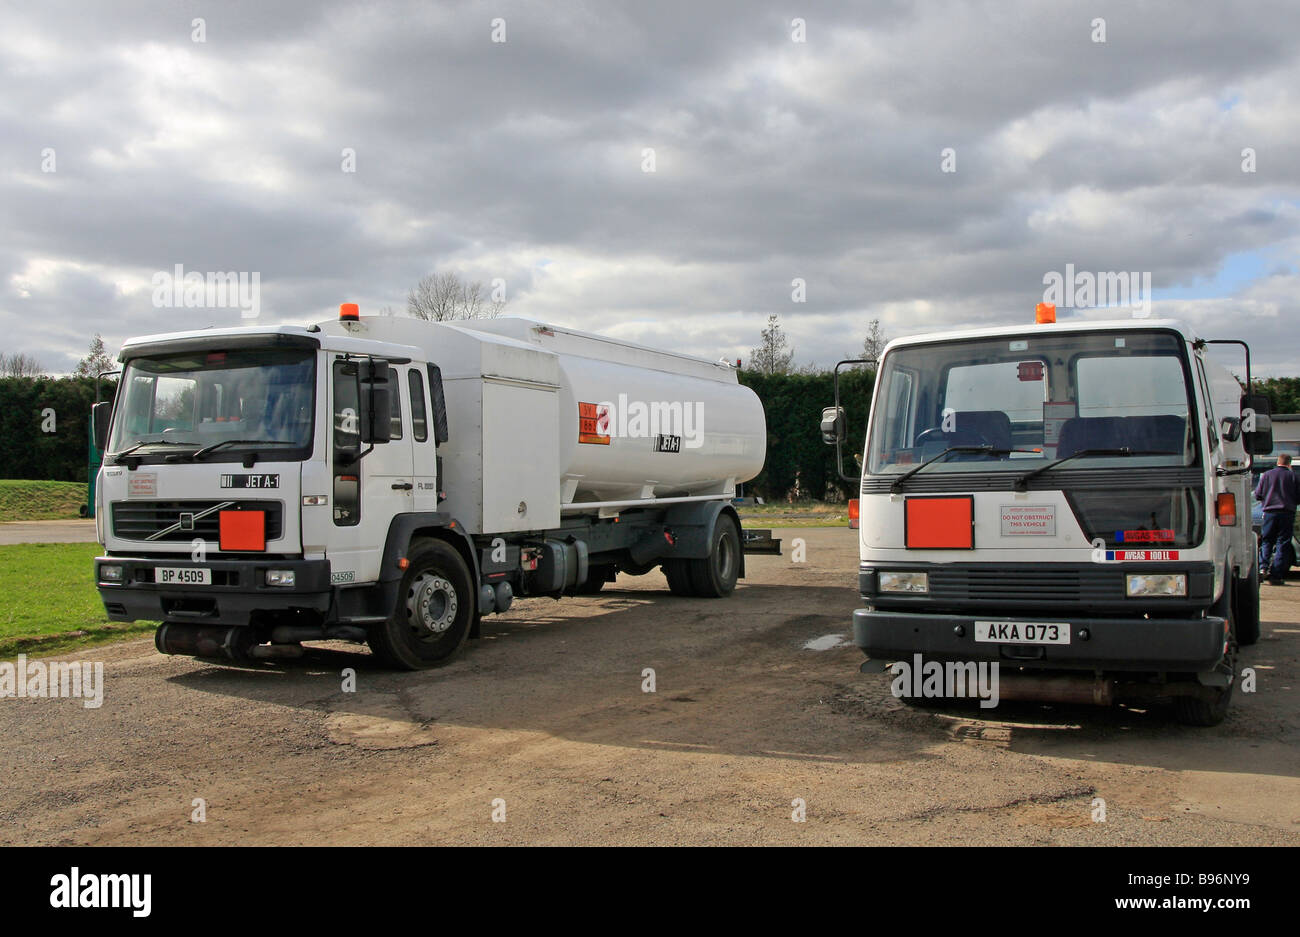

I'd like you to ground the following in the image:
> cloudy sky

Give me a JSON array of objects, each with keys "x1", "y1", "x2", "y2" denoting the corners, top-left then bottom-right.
[{"x1": 2, "y1": 0, "x2": 1297, "y2": 376}]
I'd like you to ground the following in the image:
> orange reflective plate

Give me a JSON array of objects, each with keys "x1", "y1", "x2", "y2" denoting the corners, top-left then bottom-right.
[
  {"x1": 905, "y1": 496, "x2": 974, "y2": 549},
  {"x1": 219, "y1": 510, "x2": 266, "y2": 551}
]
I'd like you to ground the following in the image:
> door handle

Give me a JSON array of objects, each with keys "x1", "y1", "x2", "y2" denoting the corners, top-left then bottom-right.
[{"x1": 392, "y1": 482, "x2": 413, "y2": 491}]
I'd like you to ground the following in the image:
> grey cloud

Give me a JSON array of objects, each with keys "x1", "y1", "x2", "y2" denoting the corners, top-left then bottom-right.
[{"x1": 0, "y1": 0, "x2": 1297, "y2": 377}]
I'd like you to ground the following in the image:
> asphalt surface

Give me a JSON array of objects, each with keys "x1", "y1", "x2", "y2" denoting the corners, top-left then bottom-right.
[{"x1": 0, "y1": 519, "x2": 98, "y2": 544}]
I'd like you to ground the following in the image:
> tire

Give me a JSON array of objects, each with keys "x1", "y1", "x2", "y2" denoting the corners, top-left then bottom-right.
[
  {"x1": 662, "y1": 558, "x2": 696, "y2": 596},
  {"x1": 576, "y1": 564, "x2": 613, "y2": 594},
  {"x1": 1173, "y1": 586, "x2": 1236, "y2": 726},
  {"x1": 1235, "y1": 559, "x2": 1261, "y2": 647},
  {"x1": 1173, "y1": 672, "x2": 1235, "y2": 727},
  {"x1": 686, "y1": 514, "x2": 742, "y2": 598},
  {"x1": 367, "y1": 538, "x2": 475, "y2": 670}
]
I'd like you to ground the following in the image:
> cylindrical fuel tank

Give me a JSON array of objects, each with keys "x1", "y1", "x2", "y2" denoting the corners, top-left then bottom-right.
[
  {"x1": 555, "y1": 355, "x2": 766, "y2": 502},
  {"x1": 455, "y1": 318, "x2": 766, "y2": 505},
  {"x1": 327, "y1": 316, "x2": 768, "y2": 519}
]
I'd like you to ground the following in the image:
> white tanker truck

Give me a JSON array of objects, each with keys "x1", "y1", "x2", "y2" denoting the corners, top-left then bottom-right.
[{"x1": 91, "y1": 307, "x2": 767, "y2": 669}]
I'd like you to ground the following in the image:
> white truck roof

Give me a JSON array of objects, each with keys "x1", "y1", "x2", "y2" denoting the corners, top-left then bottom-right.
[{"x1": 882, "y1": 318, "x2": 1201, "y2": 354}]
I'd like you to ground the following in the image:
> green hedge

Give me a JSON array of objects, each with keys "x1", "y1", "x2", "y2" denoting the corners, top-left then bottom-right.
[
  {"x1": 0, "y1": 371, "x2": 868, "y2": 502},
  {"x1": 1256, "y1": 377, "x2": 1300, "y2": 415},
  {"x1": 739, "y1": 368, "x2": 875, "y2": 502},
  {"x1": 0, "y1": 377, "x2": 106, "y2": 483}
]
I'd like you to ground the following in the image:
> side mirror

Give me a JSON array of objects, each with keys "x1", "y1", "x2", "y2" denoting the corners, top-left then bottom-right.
[
  {"x1": 359, "y1": 361, "x2": 392, "y2": 444},
  {"x1": 820, "y1": 406, "x2": 846, "y2": 446},
  {"x1": 92, "y1": 401, "x2": 113, "y2": 452},
  {"x1": 1241, "y1": 393, "x2": 1273, "y2": 456},
  {"x1": 1220, "y1": 416, "x2": 1242, "y2": 443}
]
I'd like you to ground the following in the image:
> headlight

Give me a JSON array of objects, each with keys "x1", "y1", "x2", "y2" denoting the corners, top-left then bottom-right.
[
  {"x1": 99, "y1": 564, "x2": 124, "y2": 583},
  {"x1": 1126, "y1": 573, "x2": 1186, "y2": 597},
  {"x1": 265, "y1": 570, "x2": 296, "y2": 587},
  {"x1": 879, "y1": 571, "x2": 928, "y2": 594}
]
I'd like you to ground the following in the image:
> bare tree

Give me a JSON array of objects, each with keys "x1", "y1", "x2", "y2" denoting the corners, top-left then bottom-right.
[
  {"x1": 406, "y1": 272, "x2": 505, "y2": 321},
  {"x1": 73, "y1": 334, "x2": 115, "y2": 378},
  {"x1": 0, "y1": 352, "x2": 44, "y2": 377},
  {"x1": 859, "y1": 318, "x2": 887, "y2": 361},
  {"x1": 748, "y1": 314, "x2": 795, "y2": 375}
]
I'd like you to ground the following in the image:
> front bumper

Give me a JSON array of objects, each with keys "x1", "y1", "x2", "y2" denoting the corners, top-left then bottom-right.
[
  {"x1": 853, "y1": 608, "x2": 1228, "y2": 673},
  {"x1": 96, "y1": 556, "x2": 332, "y2": 625}
]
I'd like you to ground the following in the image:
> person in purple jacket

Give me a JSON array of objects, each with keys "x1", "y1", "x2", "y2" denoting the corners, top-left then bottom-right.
[{"x1": 1254, "y1": 453, "x2": 1300, "y2": 585}]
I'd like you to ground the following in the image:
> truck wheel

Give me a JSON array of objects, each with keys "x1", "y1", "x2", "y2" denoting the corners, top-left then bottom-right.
[
  {"x1": 687, "y1": 514, "x2": 742, "y2": 598},
  {"x1": 368, "y1": 539, "x2": 474, "y2": 670},
  {"x1": 1173, "y1": 673, "x2": 1235, "y2": 727},
  {"x1": 1234, "y1": 560, "x2": 1260, "y2": 647},
  {"x1": 576, "y1": 564, "x2": 613, "y2": 594},
  {"x1": 662, "y1": 558, "x2": 695, "y2": 596},
  {"x1": 1173, "y1": 593, "x2": 1236, "y2": 727}
]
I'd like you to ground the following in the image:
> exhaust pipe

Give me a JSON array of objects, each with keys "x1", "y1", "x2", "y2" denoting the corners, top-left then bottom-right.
[
  {"x1": 997, "y1": 674, "x2": 1115, "y2": 706},
  {"x1": 156, "y1": 623, "x2": 251, "y2": 662}
]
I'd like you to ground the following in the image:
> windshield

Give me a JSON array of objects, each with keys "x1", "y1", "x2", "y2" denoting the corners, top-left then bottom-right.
[
  {"x1": 108, "y1": 347, "x2": 316, "y2": 460},
  {"x1": 867, "y1": 329, "x2": 1199, "y2": 475}
]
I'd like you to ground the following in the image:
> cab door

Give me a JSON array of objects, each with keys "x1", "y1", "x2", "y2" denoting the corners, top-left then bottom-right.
[
  {"x1": 406, "y1": 365, "x2": 440, "y2": 512},
  {"x1": 328, "y1": 358, "x2": 414, "y2": 585}
]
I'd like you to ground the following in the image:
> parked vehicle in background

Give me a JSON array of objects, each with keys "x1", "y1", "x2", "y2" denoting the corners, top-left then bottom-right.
[{"x1": 822, "y1": 305, "x2": 1272, "y2": 725}]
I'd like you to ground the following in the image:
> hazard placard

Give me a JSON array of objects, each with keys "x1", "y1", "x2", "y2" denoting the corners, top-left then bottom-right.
[{"x1": 578, "y1": 401, "x2": 610, "y2": 445}]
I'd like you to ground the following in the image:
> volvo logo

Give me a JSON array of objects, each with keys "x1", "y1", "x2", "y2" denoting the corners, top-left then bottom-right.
[{"x1": 179, "y1": 513, "x2": 195, "y2": 531}]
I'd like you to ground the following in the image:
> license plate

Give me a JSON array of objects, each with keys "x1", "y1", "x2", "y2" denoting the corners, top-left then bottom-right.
[
  {"x1": 157, "y1": 567, "x2": 211, "y2": 585},
  {"x1": 974, "y1": 620, "x2": 1070, "y2": 645}
]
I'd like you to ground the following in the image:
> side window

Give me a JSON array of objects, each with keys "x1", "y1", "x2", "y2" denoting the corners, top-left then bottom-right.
[
  {"x1": 409, "y1": 369, "x2": 428, "y2": 442},
  {"x1": 332, "y1": 360, "x2": 361, "y2": 527},
  {"x1": 1195, "y1": 359, "x2": 1218, "y2": 453},
  {"x1": 885, "y1": 370, "x2": 914, "y2": 452},
  {"x1": 387, "y1": 367, "x2": 403, "y2": 440}
]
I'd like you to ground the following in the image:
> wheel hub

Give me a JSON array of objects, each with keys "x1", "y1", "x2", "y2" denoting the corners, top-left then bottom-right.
[{"x1": 407, "y1": 573, "x2": 458, "y2": 636}]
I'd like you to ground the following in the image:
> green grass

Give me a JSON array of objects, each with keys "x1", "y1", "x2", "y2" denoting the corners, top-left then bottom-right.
[
  {"x1": 0, "y1": 479, "x2": 87, "y2": 523},
  {"x1": 0, "y1": 542, "x2": 154, "y2": 657},
  {"x1": 738, "y1": 499, "x2": 849, "y2": 528}
]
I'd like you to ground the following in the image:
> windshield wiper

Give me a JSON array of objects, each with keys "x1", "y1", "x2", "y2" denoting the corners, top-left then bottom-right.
[
  {"x1": 190, "y1": 439, "x2": 293, "y2": 462},
  {"x1": 1013, "y1": 448, "x2": 1178, "y2": 491},
  {"x1": 108, "y1": 440, "x2": 194, "y2": 463},
  {"x1": 890, "y1": 445, "x2": 1038, "y2": 493}
]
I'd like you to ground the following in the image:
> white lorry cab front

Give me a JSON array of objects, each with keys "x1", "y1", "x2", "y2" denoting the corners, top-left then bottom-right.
[
  {"x1": 822, "y1": 308, "x2": 1273, "y2": 725},
  {"x1": 92, "y1": 308, "x2": 766, "y2": 669}
]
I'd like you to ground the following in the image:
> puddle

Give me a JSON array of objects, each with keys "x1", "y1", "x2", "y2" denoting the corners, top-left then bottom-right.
[{"x1": 802, "y1": 633, "x2": 851, "y2": 651}]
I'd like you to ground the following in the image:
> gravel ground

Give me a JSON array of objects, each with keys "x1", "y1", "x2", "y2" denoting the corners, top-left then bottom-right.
[{"x1": 1, "y1": 528, "x2": 1296, "y2": 845}]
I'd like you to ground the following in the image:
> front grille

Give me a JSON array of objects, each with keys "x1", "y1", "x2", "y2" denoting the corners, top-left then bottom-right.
[
  {"x1": 925, "y1": 566, "x2": 1117, "y2": 603},
  {"x1": 112, "y1": 500, "x2": 284, "y2": 542}
]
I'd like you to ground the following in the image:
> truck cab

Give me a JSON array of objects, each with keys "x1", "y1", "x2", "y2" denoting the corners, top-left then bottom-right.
[
  {"x1": 93, "y1": 325, "x2": 435, "y2": 646},
  {"x1": 824, "y1": 313, "x2": 1272, "y2": 725}
]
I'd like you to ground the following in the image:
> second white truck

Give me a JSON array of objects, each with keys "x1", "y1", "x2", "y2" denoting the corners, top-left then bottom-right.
[
  {"x1": 92, "y1": 309, "x2": 766, "y2": 668},
  {"x1": 822, "y1": 308, "x2": 1271, "y2": 725}
]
